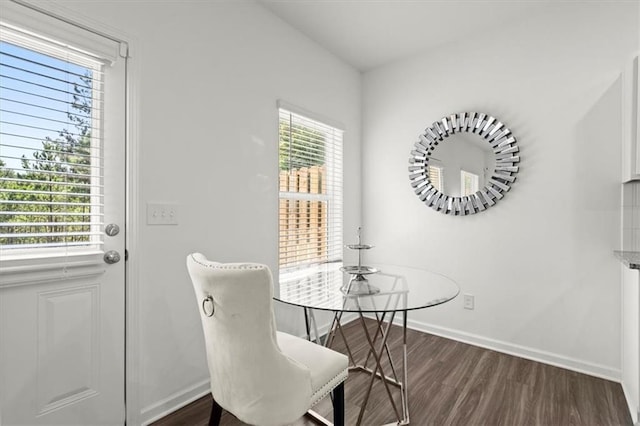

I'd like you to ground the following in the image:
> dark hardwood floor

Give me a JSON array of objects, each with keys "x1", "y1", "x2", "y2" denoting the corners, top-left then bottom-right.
[{"x1": 152, "y1": 319, "x2": 632, "y2": 426}]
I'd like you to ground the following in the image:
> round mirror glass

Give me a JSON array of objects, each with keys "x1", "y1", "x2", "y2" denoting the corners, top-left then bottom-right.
[
  {"x1": 427, "y1": 132, "x2": 496, "y2": 198},
  {"x1": 408, "y1": 112, "x2": 520, "y2": 215}
]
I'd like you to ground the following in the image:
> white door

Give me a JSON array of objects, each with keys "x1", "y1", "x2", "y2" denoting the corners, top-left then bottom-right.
[{"x1": 0, "y1": 3, "x2": 127, "y2": 425}]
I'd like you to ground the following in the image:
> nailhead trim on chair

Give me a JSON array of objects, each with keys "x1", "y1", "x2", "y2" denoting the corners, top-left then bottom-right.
[
  {"x1": 190, "y1": 255, "x2": 266, "y2": 270},
  {"x1": 310, "y1": 369, "x2": 349, "y2": 407}
]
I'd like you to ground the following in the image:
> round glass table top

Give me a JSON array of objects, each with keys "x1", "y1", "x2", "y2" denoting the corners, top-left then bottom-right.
[{"x1": 276, "y1": 263, "x2": 459, "y2": 313}]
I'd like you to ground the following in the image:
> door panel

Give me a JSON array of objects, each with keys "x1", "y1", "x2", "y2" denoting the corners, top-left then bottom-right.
[
  {"x1": 1, "y1": 271, "x2": 124, "y2": 425},
  {"x1": 37, "y1": 284, "x2": 99, "y2": 414},
  {"x1": 0, "y1": 3, "x2": 127, "y2": 424}
]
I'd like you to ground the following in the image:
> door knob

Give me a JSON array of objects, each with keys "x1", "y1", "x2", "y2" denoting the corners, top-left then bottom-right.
[
  {"x1": 104, "y1": 250, "x2": 121, "y2": 264},
  {"x1": 105, "y1": 223, "x2": 120, "y2": 237}
]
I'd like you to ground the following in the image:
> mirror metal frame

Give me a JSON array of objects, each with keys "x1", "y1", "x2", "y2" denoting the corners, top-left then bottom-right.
[{"x1": 408, "y1": 112, "x2": 519, "y2": 215}]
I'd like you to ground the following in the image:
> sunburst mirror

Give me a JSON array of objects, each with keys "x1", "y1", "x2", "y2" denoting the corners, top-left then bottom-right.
[{"x1": 408, "y1": 112, "x2": 519, "y2": 215}]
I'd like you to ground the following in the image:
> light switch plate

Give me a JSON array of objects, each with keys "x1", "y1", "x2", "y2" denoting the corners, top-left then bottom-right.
[{"x1": 147, "y1": 203, "x2": 179, "y2": 225}]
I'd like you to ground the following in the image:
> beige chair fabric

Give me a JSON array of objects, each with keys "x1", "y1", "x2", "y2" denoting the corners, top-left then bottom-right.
[{"x1": 187, "y1": 253, "x2": 348, "y2": 426}]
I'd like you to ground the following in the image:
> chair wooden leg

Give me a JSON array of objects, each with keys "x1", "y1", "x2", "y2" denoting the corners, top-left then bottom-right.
[
  {"x1": 332, "y1": 382, "x2": 345, "y2": 426},
  {"x1": 209, "y1": 396, "x2": 223, "y2": 426}
]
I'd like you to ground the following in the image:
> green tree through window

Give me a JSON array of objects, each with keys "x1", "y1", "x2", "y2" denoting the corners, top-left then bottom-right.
[
  {"x1": 279, "y1": 121, "x2": 326, "y2": 171},
  {"x1": 0, "y1": 41, "x2": 97, "y2": 249}
]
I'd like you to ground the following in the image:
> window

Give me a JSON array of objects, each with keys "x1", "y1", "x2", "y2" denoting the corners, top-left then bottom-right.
[
  {"x1": 0, "y1": 22, "x2": 109, "y2": 254},
  {"x1": 278, "y1": 105, "x2": 343, "y2": 270},
  {"x1": 460, "y1": 170, "x2": 479, "y2": 196},
  {"x1": 428, "y1": 163, "x2": 444, "y2": 192}
]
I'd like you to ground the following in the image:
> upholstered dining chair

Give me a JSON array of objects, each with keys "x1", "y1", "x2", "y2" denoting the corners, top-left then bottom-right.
[{"x1": 186, "y1": 253, "x2": 348, "y2": 426}]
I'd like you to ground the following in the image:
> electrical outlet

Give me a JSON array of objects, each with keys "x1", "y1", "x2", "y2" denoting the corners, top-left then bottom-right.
[
  {"x1": 463, "y1": 294, "x2": 474, "y2": 310},
  {"x1": 147, "y1": 203, "x2": 179, "y2": 225}
]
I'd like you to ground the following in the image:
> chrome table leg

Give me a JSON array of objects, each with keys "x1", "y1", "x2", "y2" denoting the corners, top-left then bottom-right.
[{"x1": 355, "y1": 311, "x2": 400, "y2": 425}]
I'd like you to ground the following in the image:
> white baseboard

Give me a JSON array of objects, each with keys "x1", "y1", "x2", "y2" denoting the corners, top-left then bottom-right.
[
  {"x1": 398, "y1": 317, "x2": 621, "y2": 382},
  {"x1": 341, "y1": 314, "x2": 619, "y2": 381},
  {"x1": 140, "y1": 378, "x2": 210, "y2": 426}
]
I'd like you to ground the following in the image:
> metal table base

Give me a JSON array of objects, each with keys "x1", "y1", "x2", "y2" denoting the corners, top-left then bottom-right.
[{"x1": 305, "y1": 307, "x2": 410, "y2": 426}]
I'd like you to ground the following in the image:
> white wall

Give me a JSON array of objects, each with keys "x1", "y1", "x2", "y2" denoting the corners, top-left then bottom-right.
[
  {"x1": 362, "y1": 2, "x2": 638, "y2": 379},
  {"x1": 622, "y1": 264, "x2": 639, "y2": 423},
  {"x1": 48, "y1": 1, "x2": 361, "y2": 423},
  {"x1": 622, "y1": 182, "x2": 640, "y2": 423}
]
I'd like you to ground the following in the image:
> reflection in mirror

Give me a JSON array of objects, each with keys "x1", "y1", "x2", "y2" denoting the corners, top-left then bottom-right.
[
  {"x1": 461, "y1": 171, "x2": 479, "y2": 196},
  {"x1": 408, "y1": 112, "x2": 520, "y2": 215},
  {"x1": 428, "y1": 132, "x2": 496, "y2": 197},
  {"x1": 427, "y1": 161, "x2": 444, "y2": 192}
]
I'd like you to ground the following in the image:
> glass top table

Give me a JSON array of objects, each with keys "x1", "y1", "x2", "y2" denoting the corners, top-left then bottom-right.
[
  {"x1": 276, "y1": 262, "x2": 459, "y2": 313},
  {"x1": 275, "y1": 263, "x2": 459, "y2": 425}
]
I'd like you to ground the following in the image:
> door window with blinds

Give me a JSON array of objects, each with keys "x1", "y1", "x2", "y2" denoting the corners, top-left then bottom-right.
[
  {"x1": 0, "y1": 26, "x2": 105, "y2": 255},
  {"x1": 278, "y1": 106, "x2": 343, "y2": 270}
]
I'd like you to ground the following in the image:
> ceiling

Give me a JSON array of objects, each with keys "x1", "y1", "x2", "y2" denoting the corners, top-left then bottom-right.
[{"x1": 259, "y1": 0, "x2": 550, "y2": 72}]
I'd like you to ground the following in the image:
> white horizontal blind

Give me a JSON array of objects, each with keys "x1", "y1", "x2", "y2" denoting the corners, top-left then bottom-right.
[
  {"x1": 460, "y1": 170, "x2": 479, "y2": 196},
  {"x1": 278, "y1": 107, "x2": 343, "y2": 270},
  {"x1": 428, "y1": 164, "x2": 443, "y2": 192},
  {"x1": 0, "y1": 26, "x2": 105, "y2": 252}
]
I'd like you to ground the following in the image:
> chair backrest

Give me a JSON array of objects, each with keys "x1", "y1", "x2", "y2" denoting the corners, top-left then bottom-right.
[{"x1": 186, "y1": 253, "x2": 312, "y2": 426}]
